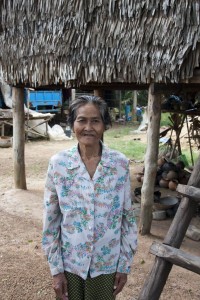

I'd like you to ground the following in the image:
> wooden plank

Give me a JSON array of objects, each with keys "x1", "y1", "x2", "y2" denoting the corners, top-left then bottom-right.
[
  {"x1": 150, "y1": 241, "x2": 200, "y2": 275},
  {"x1": 138, "y1": 155, "x2": 200, "y2": 300},
  {"x1": 177, "y1": 184, "x2": 200, "y2": 202}
]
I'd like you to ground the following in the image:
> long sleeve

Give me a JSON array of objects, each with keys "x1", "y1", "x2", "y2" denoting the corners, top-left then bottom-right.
[
  {"x1": 117, "y1": 166, "x2": 138, "y2": 274},
  {"x1": 42, "y1": 160, "x2": 64, "y2": 276}
]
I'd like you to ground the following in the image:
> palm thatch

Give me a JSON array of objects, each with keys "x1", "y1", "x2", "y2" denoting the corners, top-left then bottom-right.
[{"x1": 0, "y1": 0, "x2": 200, "y2": 87}]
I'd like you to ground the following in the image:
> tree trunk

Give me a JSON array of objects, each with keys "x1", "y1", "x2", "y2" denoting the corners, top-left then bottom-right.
[
  {"x1": 139, "y1": 83, "x2": 161, "y2": 235},
  {"x1": 12, "y1": 87, "x2": 27, "y2": 189}
]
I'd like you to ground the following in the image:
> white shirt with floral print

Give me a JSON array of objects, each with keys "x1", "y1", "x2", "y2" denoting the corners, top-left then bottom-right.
[{"x1": 42, "y1": 143, "x2": 137, "y2": 279}]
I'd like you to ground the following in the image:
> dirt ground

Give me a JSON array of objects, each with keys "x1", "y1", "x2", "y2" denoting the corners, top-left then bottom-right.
[{"x1": 0, "y1": 131, "x2": 200, "y2": 300}]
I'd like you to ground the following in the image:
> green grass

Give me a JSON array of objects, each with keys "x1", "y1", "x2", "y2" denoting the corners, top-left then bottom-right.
[
  {"x1": 104, "y1": 124, "x2": 199, "y2": 165},
  {"x1": 104, "y1": 125, "x2": 146, "y2": 160}
]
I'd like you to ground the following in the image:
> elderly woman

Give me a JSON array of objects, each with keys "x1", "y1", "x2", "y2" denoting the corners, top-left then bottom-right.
[{"x1": 42, "y1": 95, "x2": 137, "y2": 300}]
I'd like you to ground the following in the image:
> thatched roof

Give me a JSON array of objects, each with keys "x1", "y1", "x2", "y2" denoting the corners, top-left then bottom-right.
[{"x1": 0, "y1": 0, "x2": 200, "y2": 87}]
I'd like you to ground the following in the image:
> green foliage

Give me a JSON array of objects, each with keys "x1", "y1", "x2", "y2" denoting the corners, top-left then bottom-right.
[
  {"x1": 121, "y1": 91, "x2": 133, "y2": 105},
  {"x1": 160, "y1": 113, "x2": 172, "y2": 127},
  {"x1": 121, "y1": 90, "x2": 148, "y2": 107},
  {"x1": 182, "y1": 149, "x2": 199, "y2": 166},
  {"x1": 137, "y1": 90, "x2": 148, "y2": 106}
]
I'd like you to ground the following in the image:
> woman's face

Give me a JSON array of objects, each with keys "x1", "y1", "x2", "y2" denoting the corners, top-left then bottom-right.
[{"x1": 73, "y1": 103, "x2": 105, "y2": 147}]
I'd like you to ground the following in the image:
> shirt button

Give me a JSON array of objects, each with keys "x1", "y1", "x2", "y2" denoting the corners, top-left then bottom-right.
[{"x1": 89, "y1": 226, "x2": 92, "y2": 230}]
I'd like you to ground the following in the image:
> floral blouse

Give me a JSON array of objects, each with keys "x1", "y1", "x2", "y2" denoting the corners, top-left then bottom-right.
[{"x1": 42, "y1": 143, "x2": 137, "y2": 280}]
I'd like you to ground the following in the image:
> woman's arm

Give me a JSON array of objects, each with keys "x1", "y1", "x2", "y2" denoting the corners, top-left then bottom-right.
[
  {"x1": 42, "y1": 159, "x2": 64, "y2": 276},
  {"x1": 114, "y1": 164, "x2": 137, "y2": 296},
  {"x1": 117, "y1": 164, "x2": 138, "y2": 274}
]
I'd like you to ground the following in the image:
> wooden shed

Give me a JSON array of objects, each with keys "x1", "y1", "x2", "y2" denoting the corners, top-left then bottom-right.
[{"x1": 0, "y1": 0, "x2": 200, "y2": 235}]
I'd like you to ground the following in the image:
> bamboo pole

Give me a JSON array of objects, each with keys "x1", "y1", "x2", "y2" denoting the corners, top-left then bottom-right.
[
  {"x1": 12, "y1": 87, "x2": 27, "y2": 189},
  {"x1": 139, "y1": 83, "x2": 161, "y2": 235}
]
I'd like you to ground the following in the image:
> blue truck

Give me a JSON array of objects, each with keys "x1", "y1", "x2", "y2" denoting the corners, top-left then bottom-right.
[{"x1": 25, "y1": 90, "x2": 62, "y2": 113}]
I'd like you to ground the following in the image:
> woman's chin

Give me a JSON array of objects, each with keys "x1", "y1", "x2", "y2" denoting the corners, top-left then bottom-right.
[{"x1": 80, "y1": 138, "x2": 101, "y2": 147}]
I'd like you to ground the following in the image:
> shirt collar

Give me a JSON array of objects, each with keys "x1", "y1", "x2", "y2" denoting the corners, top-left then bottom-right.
[{"x1": 65, "y1": 142, "x2": 115, "y2": 169}]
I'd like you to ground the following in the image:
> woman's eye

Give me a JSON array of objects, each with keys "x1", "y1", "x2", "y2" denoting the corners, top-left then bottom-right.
[{"x1": 76, "y1": 119, "x2": 100, "y2": 123}]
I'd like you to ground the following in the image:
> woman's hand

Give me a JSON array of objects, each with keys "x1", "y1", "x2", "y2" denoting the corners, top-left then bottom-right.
[
  {"x1": 113, "y1": 272, "x2": 127, "y2": 297},
  {"x1": 53, "y1": 273, "x2": 68, "y2": 300}
]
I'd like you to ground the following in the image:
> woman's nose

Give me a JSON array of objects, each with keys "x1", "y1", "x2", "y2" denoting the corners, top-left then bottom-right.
[{"x1": 85, "y1": 121, "x2": 93, "y2": 130}]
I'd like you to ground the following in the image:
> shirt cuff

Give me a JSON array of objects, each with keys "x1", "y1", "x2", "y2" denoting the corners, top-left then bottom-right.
[
  {"x1": 117, "y1": 258, "x2": 131, "y2": 274},
  {"x1": 50, "y1": 265, "x2": 64, "y2": 276}
]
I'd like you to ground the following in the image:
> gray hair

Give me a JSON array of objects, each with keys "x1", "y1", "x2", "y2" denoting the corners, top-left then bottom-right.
[{"x1": 68, "y1": 95, "x2": 112, "y2": 130}]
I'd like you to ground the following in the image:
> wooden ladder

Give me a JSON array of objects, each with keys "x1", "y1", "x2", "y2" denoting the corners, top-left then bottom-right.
[{"x1": 138, "y1": 157, "x2": 200, "y2": 300}]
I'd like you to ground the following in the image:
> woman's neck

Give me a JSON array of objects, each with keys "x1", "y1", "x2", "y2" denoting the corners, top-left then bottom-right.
[{"x1": 78, "y1": 143, "x2": 102, "y2": 160}]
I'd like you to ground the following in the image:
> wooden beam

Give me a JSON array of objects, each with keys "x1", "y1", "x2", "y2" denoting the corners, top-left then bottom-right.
[
  {"x1": 139, "y1": 83, "x2": 162, "y2": 235},
  {"x1": 153, "y1": 83, "x2": 200, "y2": 94},
  {"x1": 150, "y1": 241, "x2": 200, "y2": 275},
  {"x1": 138, "y1": 156, "x2": 200, "y2": 300},
  {"x1": 177, "y1": 184, "x2": 200, "y2": 202},
  {"x1": 80, "y1": 82, "x2": 149, "y2": 91},
  {"x1": 12, "y1": 87, "x2": 27, "y2": 189}
]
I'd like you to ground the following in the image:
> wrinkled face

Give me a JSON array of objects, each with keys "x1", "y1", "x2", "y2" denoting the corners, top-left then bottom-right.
[{"x1": 73, "y1": 104, "x2": 105, "y2": 147}]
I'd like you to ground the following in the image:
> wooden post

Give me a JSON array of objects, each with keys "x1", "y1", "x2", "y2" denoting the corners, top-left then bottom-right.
[
  {"x1": 12, "y1": 87, "x2": 27, "y2": 189},
  {"x1": 139, "y1": 83, "x2": 161, "y2": 235},
  {"x1": 186, "y1": 115, "x2": 194, "y2": 165},
  {"x1": 138, "y1": 155, "x2": 200, "y2": 300},
  {"x1": 132, "y1": 90, "x2": 137, "y2": 121},
  {"x1": 71, "y1": 89, "x2": 76, "y2": 102},
  {"x1": 93, "y1": 89, "x2": 104, "y2": 98},
  {"x1": 119, "y1": 90, "x2": 122, "y2": 119},
  {"x1": 94, "y1": 89, "x2": 105, "y2": 141}
]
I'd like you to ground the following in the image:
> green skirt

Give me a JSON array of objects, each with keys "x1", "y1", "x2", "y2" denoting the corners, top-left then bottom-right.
[{"x1": 57, "y1": 272, "x2": 116, "y2": 300}]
